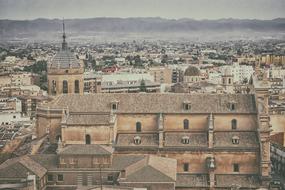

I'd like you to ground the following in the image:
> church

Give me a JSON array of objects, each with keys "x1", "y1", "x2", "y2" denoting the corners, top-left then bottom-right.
[{"x1": 0, "y1": 23, "x2": 272, "y2": 190}]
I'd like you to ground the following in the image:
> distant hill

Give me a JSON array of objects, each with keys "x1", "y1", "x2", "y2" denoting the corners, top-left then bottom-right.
[{"x1": 0, "y1": 17, "x2": 285, "y2": 42}]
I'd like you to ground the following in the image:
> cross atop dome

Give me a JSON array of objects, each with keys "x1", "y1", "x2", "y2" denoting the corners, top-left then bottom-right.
[{"x1": 62, "y1": 18, "x2": 68, "y2": 50}]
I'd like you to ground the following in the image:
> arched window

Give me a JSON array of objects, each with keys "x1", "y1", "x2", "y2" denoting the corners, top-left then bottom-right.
[
  {"x1": 85, "y1": 134, "x2": 91, "y2": 144},
  {"x1": 183, "y1": 119, "x2": 189, "y2": 130},
  {"x1": 231, "y1": 119, "x2": 237, "y2": 130},
  {"x1": 112, "y1": 104, "x2": 117, "y2": 110},
  {"x1": 136, "y1": 122, "x2": 141, "y2": 132},
  {"x1": 63, "y1": 80, "x2": 68, "y2": 94},
  {"x1": 51, "y1": 80, "x2": 56, "y2": 95},
  {"x1": 230, "y1": 103, "x2": 236, "y2": 111},
  {"x1": 228, "y1": 78, "x2": 232, "y2": 84},
  {"x1": 74, "y1": 80, "x2": 80, "y2": 93}
]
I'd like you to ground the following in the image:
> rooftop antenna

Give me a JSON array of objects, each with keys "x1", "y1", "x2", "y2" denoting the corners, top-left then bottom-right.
[{"x1": 62, "y1": 18, "x2": 67, "y2": 50}]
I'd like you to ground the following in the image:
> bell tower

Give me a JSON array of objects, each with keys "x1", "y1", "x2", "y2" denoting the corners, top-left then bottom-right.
[
  {"x1": 47, "y1": 19, "x2": 84, "y2": 96},
  {"x1": 222, "y1": 67, "x2": 233, "y2": 86}
]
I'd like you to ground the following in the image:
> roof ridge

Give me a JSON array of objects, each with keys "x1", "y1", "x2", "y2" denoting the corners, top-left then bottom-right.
[
  {"x1": 147, "y1": 165, "x2": 175, "y2": 181},
  {"x1": 99, "y1": 144, "x2": 114, "y2": 154},
  {"x1": 0, "y1": 156, "x2": 20, "y2": 170},
  {"x1": 19, "y1": 156, "x2": 47, "y2": 178}
]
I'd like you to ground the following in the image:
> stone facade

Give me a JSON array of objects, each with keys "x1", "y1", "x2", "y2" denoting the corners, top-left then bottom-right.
[
  {"x1": 47, "y1": 67, "x2": 84, "y2": 95},
  {"x1": 35, "y1": 84, "x2": 271, "y2": 189}
]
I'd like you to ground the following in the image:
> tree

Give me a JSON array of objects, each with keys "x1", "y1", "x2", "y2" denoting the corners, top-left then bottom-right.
[
  {"x1": 27, "y1": 54, "x2": 34, "y2": 61},
  {"x1": 23, "y1": 60, "x2": 47, "y2": 74},
  {"x1": 139, "y1": 79, "x2": 147, "y2": 92},
  {"x1": 134, "y1": 55, "x2": 141, "y2": 64},
  {"x1": 23, "y1": 60, "x2": 47, "y2": 90},
  {"x1": 84, "y1": 60, "x2": 89, "y2": 70},
  {"x1": 134, "y1": 55, "x2": 143, "y2": 68},
  {"x1": 242, "y1": 78, "x2": 248, "y2": 84},
  {"x1": 161, "y1": 54, "x2": 168, "y2": 64},
  {"x1": 91, "y1": 60, "x2": 96, "y2": 70}
]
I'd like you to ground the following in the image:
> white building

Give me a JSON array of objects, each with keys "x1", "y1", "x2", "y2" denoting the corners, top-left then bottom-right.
[
  {"x1": 208, "y1": 71, "x2": 222, "y2": 85},
  {"x1": 0, "y1": 97, "x2": 30, "y2": 125},
  {"x1": 270, "y1": 67, "x2": 285, "y2": 79},
  {"x1": 2, "y1": 56, "x2": 18, "y2": 64},
  {"x1": 114, "y1": 57, "x2": 126, "y2": 65},
  {"x1": 101, "y1": 72, "x2": 154, "y2": 85},
  {"x1": 221, "y1": 62, "x2": 254, "y2": 84}
]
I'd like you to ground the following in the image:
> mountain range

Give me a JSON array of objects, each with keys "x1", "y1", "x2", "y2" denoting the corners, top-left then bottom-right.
[{"x1": 0, "y1": 17, "x2": 285, "y2": 41}]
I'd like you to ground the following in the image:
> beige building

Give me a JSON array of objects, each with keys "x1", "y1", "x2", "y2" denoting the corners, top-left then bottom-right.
[
  {"x1": 221, "y1": 67, "x2": 235, "y2": 94},
  {"x1": 34, "y1": 75, "x2": 272, "y2": 189},
  {"x1": 11, "y1": 72, "x2": 33, "y2": 86},
  {"x1": 261, "y1": 54, "x2": 285, "y2": 65},
  {"x1": 0, "y1": 73, "x2": 11, "y2": 87},
  {"x1": 0, "y1": 72, "x2": 34, "y2": 88},
  {"x1": 0, "y1": 23, "x2": 273, "y2": 189},
  {"x1": 149, "y1": 67, "x2": 173, "y2": 84}
]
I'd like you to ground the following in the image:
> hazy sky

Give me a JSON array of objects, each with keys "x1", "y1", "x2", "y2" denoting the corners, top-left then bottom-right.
[{"x1": 0, "y1": 0, "x2": 284, "y2": 20}]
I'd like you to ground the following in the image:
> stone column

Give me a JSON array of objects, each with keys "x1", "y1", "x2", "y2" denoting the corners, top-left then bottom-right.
[
  {"x1": 208, "y1": 113, "x2": 214, "y2": 148},
  {"x1": 158, "y1": 113, "x2": 164, "y2": 148}
]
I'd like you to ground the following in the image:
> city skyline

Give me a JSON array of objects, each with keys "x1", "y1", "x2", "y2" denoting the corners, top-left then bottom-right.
[{"x1": 0, "y1": 0, "x2": 285, "y2": 20}]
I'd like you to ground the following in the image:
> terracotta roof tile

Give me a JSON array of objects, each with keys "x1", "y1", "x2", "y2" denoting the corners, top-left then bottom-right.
[
  {"x1": 214, "y1": 132, "x2": 259, "y2": 148},
  {"x1": 116, "y1": 133, "x2": 158, "y2": 148},
  {"x1": 42, "y1": 93, "x2": 257, "y2": 114},
  {"x1": 164, "y1": 132, "x2": 208, "y2": 147}
]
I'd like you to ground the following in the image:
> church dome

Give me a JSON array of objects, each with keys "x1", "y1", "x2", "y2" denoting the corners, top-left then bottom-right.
[
  {"x1": 49, "y1": 20, "x2": 81, "y2": 69},
  {"x1": 50, "y1": 49, "x2": 81, "y2": 69},
  {"x1": 184, "y1": 66, "x2": 200, "y2": 76}
]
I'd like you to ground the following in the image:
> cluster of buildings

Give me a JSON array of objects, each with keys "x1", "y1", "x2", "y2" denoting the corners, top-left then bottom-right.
[
  {"x1": 0, "y1": 24, "x2": 284, "y2": 190},
  {"x1": 0, "y1": 29, "x2": 278, "y2": 190}
]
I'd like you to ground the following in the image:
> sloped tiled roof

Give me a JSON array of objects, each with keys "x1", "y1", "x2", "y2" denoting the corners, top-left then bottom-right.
[
  {"x1": 121, "y1": 155, "x2": 177, "y2": 183},
  {"x1": 0, "y1": 155, "x2": 47, "y2": 178},
  {"x1": 19, "y1": 156, "x2": 47, "y2": 178},
  {"x1": 214, "y1": 132, "x2": 259, "y2": 148},
  {"x1": 42, "y1": 93, "x2": 257, "y2": 114},
  {"x1": 112, "y1": 155, "x2": 146, "y2": 170},
  {"x1": 29, "y1": 154, "x2": 58, "y2": 169},
  {"x1": 0, "y1": 162, "x2": 31, "y2": 178},
  {"x1": 116, "y1": 133, "x2": 158, "y2": 148},
  {"x1": 49, "y1": 49, "x2": 81, "y2": 69},
  {"x1": 164, "y1": 132, "x2": 208, "y2": 148},
  {"x1": 122, "y1": 165, "x2": 174, "y2": 183}
]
